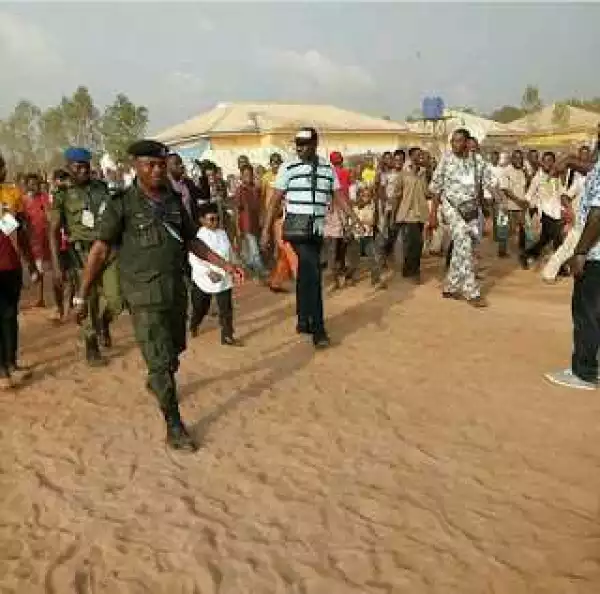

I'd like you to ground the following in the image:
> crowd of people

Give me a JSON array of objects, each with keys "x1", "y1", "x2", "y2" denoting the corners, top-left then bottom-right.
[{"x1": 1, "y1": 122, "x2": 600, "y2": 450}]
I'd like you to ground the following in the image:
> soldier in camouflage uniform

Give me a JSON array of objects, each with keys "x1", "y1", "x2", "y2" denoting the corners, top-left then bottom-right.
[
  {"x1": 74, "y1": 140, "x2": 244, "y2": 451},
  {"x1": 49, "y1": 148, "x2": 123, "y2": 365}
]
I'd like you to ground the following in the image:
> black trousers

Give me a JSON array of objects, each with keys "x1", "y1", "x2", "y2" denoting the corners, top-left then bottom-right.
[
  {"x1": 0, "y1": 268, "x2": 23, "y2": 376},
  {"x1": 401, "y1": 222, "x2": 424, "y2": 277},
  {"x1": 571, "y1": 261, "x2": 600, "y2": 383},
  {"x1": 291, "y1": 240, "x2": 325, "y2": 336},
  {"x1": 525, "y1": 213, "x2": 563, "y2": 260},
  {"x1": 189, "y1": 286, "x2": 233, "y2": 339}
]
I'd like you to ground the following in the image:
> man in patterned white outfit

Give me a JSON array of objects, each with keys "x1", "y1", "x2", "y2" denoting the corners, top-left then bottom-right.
[{"x1": 428, "y1": 129, "x2": 502, "y2": 308}]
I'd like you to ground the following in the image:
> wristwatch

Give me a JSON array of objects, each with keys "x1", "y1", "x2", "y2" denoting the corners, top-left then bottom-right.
[{"x1": 72, "y1": 296, "x2": 86, "y2": 308}]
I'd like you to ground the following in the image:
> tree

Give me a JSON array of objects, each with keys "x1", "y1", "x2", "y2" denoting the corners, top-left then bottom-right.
[
  {"x1": 488, "y1": 105, "x2": 526, "y2": 123},
  {"x1": 101, "y1": 94, "x2": 149, "y2": 163},
  {"x1": 59, "y1": 86, "x2": 102, "y2": 151},
  {"x1": 521, "y1": 85, "x2": 543, "y2": 114},
  {"x1": 0, "y1": 100, "x2": 42, "y2": 171},
  {"x1": 551, "y1": 102, "x2": 571, "y2": 128}
]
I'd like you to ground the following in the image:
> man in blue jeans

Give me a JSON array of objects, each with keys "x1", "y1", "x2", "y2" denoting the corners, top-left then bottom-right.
[
  {"x1": 261, "y1": 128, "x2": 363, "y2": 349},
  {"x1": 545, "y1": 155, "x2": 600, "y2": 390}
]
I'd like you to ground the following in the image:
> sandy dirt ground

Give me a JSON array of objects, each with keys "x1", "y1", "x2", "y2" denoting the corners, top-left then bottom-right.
[{"x1": 2, "y1": 246, "x2": 600, "y2": 594}]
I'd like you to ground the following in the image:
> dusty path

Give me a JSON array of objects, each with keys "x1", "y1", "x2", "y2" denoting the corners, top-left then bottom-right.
[{"x1": 1, "y1": 251, "x2": 600, "y2": 593}]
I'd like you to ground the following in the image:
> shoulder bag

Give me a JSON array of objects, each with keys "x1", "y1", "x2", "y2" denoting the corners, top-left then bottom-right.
[
  {"x1": 455, "y1": 155, "x2": 482, "y2": 223},
  {"x1": 282, "y1": 160, "x2": 319, "y2": 243}
]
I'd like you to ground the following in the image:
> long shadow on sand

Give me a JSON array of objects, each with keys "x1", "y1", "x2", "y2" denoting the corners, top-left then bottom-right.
[{"x1": 187, "y1": 276, "x2": 418, "y2": 443}]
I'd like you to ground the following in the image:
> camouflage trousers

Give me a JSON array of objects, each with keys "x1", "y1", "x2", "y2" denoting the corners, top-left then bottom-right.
[
  {"x1": 70, "y1": 244, "x2": 123, "y2": 340},
  {"x1": 130, "y1": 304, "x2": 187, "y2": 412}
]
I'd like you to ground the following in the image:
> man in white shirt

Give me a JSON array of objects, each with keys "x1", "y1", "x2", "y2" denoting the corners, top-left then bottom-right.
[
  {"x1": 520, "y1": 151, "x2": 565, "y2": 269},
  {"x1": 188, "y1": 202, "x2": 240, "y2": 346},
  {"x1": 497, "y1": 149, "x2": 528, "y2": 258},
  {"x1": 542, "y1": 146, "x2": 593, "y2": 282}
]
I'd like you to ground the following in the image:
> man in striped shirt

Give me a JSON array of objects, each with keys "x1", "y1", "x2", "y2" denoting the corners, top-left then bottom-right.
[{"x1": 261, "y1": 127, "x2": 362, "y2": 349}]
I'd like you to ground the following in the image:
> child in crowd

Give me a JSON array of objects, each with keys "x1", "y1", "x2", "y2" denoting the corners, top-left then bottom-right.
[
  {"x1": 188, "y1": 202, "x2": 241, "y2": 346},
  {"x1": 346, "y1": 184, "x2": 384, "y2": 288},
  {"x1": 234, "y1": 165, "x2": 267, "y2": 282}
]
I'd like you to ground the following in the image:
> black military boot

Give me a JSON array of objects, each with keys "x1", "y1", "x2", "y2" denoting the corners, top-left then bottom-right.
[
  {"x1": 85, "y1": 336, "x2": 105, "y2": 367},
  {"x1": 99, "y1": 313, "x2": 113, "y2": 348},
  {"x1": 163, "y1": 404, "x2": 198, "y2": 452}
]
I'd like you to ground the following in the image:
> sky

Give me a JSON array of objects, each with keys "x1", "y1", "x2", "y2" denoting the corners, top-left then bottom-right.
[{"x1": 1, "y1": 1, "x2": 599, "y2": 134}]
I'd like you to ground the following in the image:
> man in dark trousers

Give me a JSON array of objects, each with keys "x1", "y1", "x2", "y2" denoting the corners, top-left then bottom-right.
[
  {"x1": 260, "y1": 128, "x2": 363, "y2": 348},
  {"x1": 545, "y1": 155, "x2": 600, "y2": 390},
  {"x1": 74, "y1": 140, "x2": 244, "y2": 451}
]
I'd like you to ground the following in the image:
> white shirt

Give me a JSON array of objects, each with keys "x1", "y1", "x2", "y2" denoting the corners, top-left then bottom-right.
[
  {"x1": 566, "y1": 171, "x2": 587, "y2": 214},
  {"x1": 484, "y1": 164, "x2": 503, "y2": 200},
  {"x1": 189, "y1": 227, "x2": 233, "y2": 294},
  {"x1": 525, "y1": 170, "x2": 564, "y2": 220}
]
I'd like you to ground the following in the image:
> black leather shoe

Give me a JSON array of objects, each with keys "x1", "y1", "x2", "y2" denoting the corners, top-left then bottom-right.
[
  {"x1": 313, "y1": 333, "x2": 331, "y2": 349},
  {"x1": 99, "y1": 315, "x2": 112, "y2": 348},
  {"x1": 85, "y1": 337, "x2": 106, "y2": 367},
  {"x1": 165, "y1": 417, "x2": 198, "y2": 451}
]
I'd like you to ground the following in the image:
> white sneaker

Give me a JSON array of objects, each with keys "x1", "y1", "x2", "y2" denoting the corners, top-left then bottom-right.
[{"x1": 544, "y1": 369, "x2": 597, "y2": 391}]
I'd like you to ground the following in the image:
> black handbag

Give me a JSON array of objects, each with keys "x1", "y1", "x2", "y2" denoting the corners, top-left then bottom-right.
[
  {"x1": 282, "y1": 160, "x2": 319, "y2": 243},
  {"x1": 455, "y1": 155, "x2": 482, "y2": 223},
  {"x1": 457, "y1": 198, "x2": 480, "y2": 223}
]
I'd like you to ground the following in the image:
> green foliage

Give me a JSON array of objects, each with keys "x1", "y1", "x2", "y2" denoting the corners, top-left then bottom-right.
[
  {"x1": 0, "y1": 86, "x2": 148, "y2": 174},
  {"x1": 551, "y1": 102, "x2": 570, "y2": 128},
  {"x1": 101, "y1": 94, "x2": 149, "y2": 163},
  {"x1": 488, "y1": 105, "x2": 526, "y2": 123}
]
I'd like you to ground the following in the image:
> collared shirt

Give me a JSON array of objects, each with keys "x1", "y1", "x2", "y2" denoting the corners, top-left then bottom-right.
[
  {"x1": 525, "y1": 170, "x2": 564, "y2": 220},
  {"x1": 483, "y1": 164, "x2": 503, "y2": 200},
  {"x1": 274, "y1": 156, "x2": 340, "y2": 235},
  {"x1": 578, "y1": 160, "x2": 600, "y2": 261},
  {"x1": 189, "y1": 227, "x2": 233, "y2": 294},
  {"x1": 429, "y1": 151, "x2": 493, "y2": 207},
  {"x1": 234, "y1": 183, "x2": 262, "y2": 236},
  {"x1": 500, "y1": 165, "x2": 528, "y2": 211},
  {"x1": 361, "y1": 167, "x2": 376, "y2": 185},
  {"x1": 395, "y1": 167, "x2": 429, "y2": 224}
]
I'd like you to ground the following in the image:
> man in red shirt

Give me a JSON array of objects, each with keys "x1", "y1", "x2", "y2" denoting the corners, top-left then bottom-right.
[
  {"x1": 22, "y1": 173, "x2": 51, "y2": 308},
  {"x1": 234, "y1": 164, "x2": 267, "y2": 280},
  {"x1": 330, "y1": 151, "x2": 351, "y2": 198},
  {"x1": 0, "y1": 154, "x2": 39, "y2": 390}
]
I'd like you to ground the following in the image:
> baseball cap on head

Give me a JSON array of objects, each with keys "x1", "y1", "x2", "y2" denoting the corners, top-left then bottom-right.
[{"x1": 295, "y1": 127, "x2": 318, "y2": 145}]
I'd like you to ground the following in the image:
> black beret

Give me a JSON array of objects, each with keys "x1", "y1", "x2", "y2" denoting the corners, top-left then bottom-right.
[{"x1": 127, "y1": 140, "x2": 169, "y2": 159}]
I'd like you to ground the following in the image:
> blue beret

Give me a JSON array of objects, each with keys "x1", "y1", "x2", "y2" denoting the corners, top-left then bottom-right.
[
  {"x1": 127, "y1": 140, "x2": 169, "y2": 159},
  {"x1": 64, "y1": 147, "x2": 92, "y2": 163}
]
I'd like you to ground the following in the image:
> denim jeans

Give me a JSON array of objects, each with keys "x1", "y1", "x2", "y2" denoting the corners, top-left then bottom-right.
[{"x1": 241, "y1": 233, "x2": 267, "y2": 278}]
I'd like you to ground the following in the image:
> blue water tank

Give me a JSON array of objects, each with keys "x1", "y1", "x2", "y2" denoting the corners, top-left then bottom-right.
[{"x1": 422, "y1": 97, "x2": 445, "y2": 120}]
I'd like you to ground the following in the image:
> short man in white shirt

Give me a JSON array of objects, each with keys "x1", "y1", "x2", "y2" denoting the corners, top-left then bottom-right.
[
  {"x1": 497, "y1": 149, "x2": 528, "y2": 258},
  {"x1": 188, "y1": 202, "x2": 240, "y2": 346},
  {"x1": 520, "y1": 151, "x2": 565, "y2": 269}
]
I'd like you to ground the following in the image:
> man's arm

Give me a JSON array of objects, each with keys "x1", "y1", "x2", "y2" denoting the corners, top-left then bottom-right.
[
  {"x1": 574, "y1": 207, "x2": 600, "y2": 257},
  {"x1": 261, "y1": 189, "x2": 284, "y2": 246},
  {"x1": 180, "y1": 203, "x2": 243, "y2": 278},
  {"x1": 48, "y1": 192, "x2": 64, "y2": 281},
  {"x1": 15, "y1": 217, "x2": 37, "y2": 276}
]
